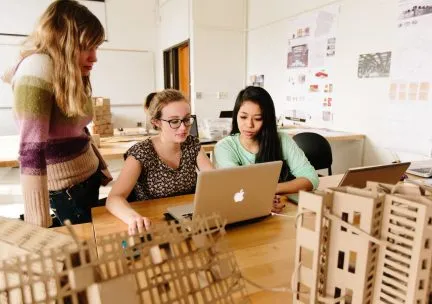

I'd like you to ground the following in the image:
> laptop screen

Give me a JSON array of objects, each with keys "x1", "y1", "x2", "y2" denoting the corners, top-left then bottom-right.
[
  {"x1": 219, "y1": 111, "x2": 233, "y2": 118},
  {"x1": 286, "y1": 162, "x2": 410, "y2": 204},
  {"x1": 339, "y1": 162, "x2": 410, "y2": 188}
]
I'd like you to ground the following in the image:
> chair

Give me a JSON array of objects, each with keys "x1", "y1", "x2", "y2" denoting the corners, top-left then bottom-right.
[
  {"x1": 219, "y1": 111, "x2": 233, "y2": 118},
  {"x1": 293, "y1": 132, "x2": 333, "y2": 176}
]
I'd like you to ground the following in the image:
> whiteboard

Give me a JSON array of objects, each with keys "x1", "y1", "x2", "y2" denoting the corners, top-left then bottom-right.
[
  {"x1": 0, "y1": 48, "x2": 155, "y2": 108},
  {"x1": 91, "y1": 49, "x2": 155, "y2": 106},
  {"x1": 0, "y1": 0, "x2": 107, "y2": 37},
  {"x1": 0, "y1": 44, "x2": 20, "y2": 107}
]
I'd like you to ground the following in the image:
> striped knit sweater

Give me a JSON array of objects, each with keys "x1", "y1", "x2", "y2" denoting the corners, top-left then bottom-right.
[{"x1": 12, "y1": 54, "x2": 99, "y2": 227}]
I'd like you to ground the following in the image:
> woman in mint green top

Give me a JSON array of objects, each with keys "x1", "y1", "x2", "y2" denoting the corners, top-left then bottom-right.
[{"x1": 214, "y1": 86, "x2": 319, "y2": 211}]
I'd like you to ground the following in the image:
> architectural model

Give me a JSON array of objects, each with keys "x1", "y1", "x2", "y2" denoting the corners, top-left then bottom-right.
[
  {"x1": 293, "y1": 182, "x2": 432, "y2": 304},
  {"x1": 0, "y1": 214, "x2": 247, "y2": 303}
]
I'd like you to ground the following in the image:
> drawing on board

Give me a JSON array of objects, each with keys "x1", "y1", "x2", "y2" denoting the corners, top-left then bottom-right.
[
  {"x1": 398, "y1": 1, "x2": 432, "y2": 27},
  {"x1": 284, "y1": 4, "x2": 339, "y2": 126},
  {"x1": 287, "y1": 44, "x2": 309, "y2": 68},
  {"x1": 390, "y1": 1, "x2": 432, "y2": 103},
  {"x1": 357, "y1": 51, "x2": 392, "y2": 78},
  {"x1": 399, "y1": 3, "x2": 432, "y2": 19}
]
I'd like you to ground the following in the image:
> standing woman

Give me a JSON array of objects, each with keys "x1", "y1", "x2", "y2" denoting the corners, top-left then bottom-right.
[
  {"x1": 214, "y1": 86, "x2": 319, "y2": 211},
  {"x1": 4, "y1": 0, "x2": 109, "y2": 227},
  {"x1": 107, "y1": 89, "x2": 214, "y2": 235}
]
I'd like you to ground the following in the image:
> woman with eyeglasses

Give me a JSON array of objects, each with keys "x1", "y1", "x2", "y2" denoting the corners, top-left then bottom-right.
[{"x1": 106, "y1": 89, "x2": 213, "y2": 234}]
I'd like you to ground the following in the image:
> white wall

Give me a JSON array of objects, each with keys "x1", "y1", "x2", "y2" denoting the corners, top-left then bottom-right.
[
  {"x1": 155, "y1": 0, "x2": 247, "y2": 120},
  {"x1": 155, "y1": 0, "x2": 190, "y2": 90},
  {"x1": 191, "y1": 0, "x2": 247, "y2": 118},
  {"x1": 0, "y1": 0, "x2": 157, "y2": 135},
  {"x1": 247, "y1": 0, "x2": 432, "y2": 165}
]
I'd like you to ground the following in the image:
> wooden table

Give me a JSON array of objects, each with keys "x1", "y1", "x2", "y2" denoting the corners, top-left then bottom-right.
[
  {"x1": 0, "y1": 135, "x2": 216, "y2": 167},
  {"x1": 51, "y1": 223, "x2": 95, "y2": 241},
  {"x1": 91, "y1": 176, "x2": 342, "y2": 303},
  {"x1": 99, "y1": 135, "x2": 216, "y2": 160},
  {"x1": 0, "y1": 126, "x2": 366, "y2": 168},
  {"x1": 279, "y1": 127, "x2": 365, "y2": 142}
]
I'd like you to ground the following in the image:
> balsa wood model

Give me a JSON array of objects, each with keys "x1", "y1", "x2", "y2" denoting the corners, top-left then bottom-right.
[
  {"x1": 293, "y1": 182, "x2": 432, "y2": 304},
  {"x1": 0, "y1": 214, "x2": 248, "y2": 303}
]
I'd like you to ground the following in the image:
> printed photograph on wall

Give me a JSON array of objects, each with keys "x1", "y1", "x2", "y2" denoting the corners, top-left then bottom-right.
[
  {"x1": 322, "y1": 111, "x2": 333, "y2": 122},
  {"x1": 399, "y1": 3, "x2": 432, "y2": 20},
  {"x1": 389, "y1": 81, "x2": 430, "y2": 101},
  {"x1": 357, "y1": 51, "x2": 392, "y2": 78},
  {"x1": 249, "y1": 74, "x2": 265, "y2": 87},
  {"x1": 326, "y1": 37, "x2": 336, "y2": 56},
  {"x1": 287, "y1": 44, "x2": 309, "y2": 68}
]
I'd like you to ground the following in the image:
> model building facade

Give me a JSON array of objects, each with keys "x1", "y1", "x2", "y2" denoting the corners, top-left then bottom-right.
[{"x1": 294, "y1": 184, "x2": 432, "y2": 304}]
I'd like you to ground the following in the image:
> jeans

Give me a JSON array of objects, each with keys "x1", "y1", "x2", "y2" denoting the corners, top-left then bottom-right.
[{"x1": 49, "y1": 170, "x2": 104, "y2": 225}]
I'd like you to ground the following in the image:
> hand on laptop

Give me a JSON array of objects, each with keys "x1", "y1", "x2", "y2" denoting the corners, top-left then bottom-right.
[
  {"x1": 127, "y1": 213, "x2": 152, "y2": 235},
  {"x1": 272, "y1": 195, "x2": 286, "y2": 213}
]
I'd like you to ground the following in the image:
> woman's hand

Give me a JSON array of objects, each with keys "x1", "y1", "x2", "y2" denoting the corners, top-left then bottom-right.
[
  {"x1": 127, "y1": 214, "x2": 152, "y2": 235},
  {"x1": 272, "y1": 195, "x2": 285, "y2": 213}
]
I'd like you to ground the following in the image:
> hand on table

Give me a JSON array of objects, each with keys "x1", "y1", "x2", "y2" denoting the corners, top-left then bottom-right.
[
  {"x1": 127, "y1": 214, "x2": 151, "y2": 235},
  {"x1": 272, "y1": 195, "x2": 286, "y2": 213}
]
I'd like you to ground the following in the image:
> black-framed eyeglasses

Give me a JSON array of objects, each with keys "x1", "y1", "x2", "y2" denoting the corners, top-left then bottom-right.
[{"x1": 160, "y1": 117, "x2": 195, "y2": 129}]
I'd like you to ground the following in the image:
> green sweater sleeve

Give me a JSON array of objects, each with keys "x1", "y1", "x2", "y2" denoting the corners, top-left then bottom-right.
[
  {"x1": 214, "y1": 136, "x2": 242, "y2": 168},
  {"x1": 279, "y1": 133, "x2": 319, "y2": 189},
  {"x1": 215, "y1": 133, "x2": 319, "y2": 189}
]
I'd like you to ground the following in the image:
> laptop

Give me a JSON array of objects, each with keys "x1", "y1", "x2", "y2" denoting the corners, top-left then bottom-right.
[
  {"x1": 219, "y1": 110, "x2": 233, "y2": 118},
  {"x1": 287, "y1": 162, "x2": 411, "y2": 203},
  {"x1": 190, "y1": 115, "x2": 217, "y2": 144},
  {"x1": 406, "y1": 160, "x2": 432, "y2": 178},
  {"x1": 167, "y1": 161, "x2": 283, "y2": 224}
]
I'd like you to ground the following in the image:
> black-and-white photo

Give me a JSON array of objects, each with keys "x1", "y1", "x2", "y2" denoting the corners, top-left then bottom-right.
[
  {"x1": 357, "y1": 51, "x2": 392, "y2": 78},
  {"x1": 399, "y1": 5, "x2": 432, "y2": 20},
  {"x1": 287, "y1": 44, "x2": 309, "y2": 69},
  {"x1": 327, "y1": 37, "x2": 336, "y2": 56}
]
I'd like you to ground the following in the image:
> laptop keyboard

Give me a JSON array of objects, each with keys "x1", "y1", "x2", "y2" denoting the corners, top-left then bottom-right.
[
  {"x1": 182, "y1": 213, "x2": 193, "y2": 220},
  {"x1": 410, "y1": 167, "x2": 432, "y2": 174}
]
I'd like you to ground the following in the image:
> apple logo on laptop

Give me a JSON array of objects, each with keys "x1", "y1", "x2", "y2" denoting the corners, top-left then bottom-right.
[{"x1": 234, "y1": 189, "x2": 245, "y2": 203}]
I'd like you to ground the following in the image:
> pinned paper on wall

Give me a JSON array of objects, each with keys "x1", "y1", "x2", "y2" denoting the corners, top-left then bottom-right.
[
  {"x1": 380, "y1": 0, "x2": 432, "y2": 158},
  {"x1": 389, "y1": 81, "x2": 430, "y2": 101},
  {"x1": 357, "y1": 51, "x2": 392, "y2": 78},
  {"x1": 249, "y1": 74, "x2": 265, "y2": 87},
  {"x1": 284, "y1": 4, "x2": 340, "y2": 126},
  {"x1": 398, "y1": 1, "x2": 432, "y2": 27},
  {"x1": 389, "y1": 0, "x2": 432, "y2": 103},
  {"x1": 287, "y1": 44, "x2": 309, "y2": 68},
  {"x1": 327, "y1": 37, "x2": 336, "y2": 57}
]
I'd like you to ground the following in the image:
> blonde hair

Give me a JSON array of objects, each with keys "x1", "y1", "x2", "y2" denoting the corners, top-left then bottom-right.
[
  {"x1": 21, "y1": 0, "x2": 104, "y2": 117},
  {"x1": 148, "y1": 89, "x2": 188, "y2": 130}
]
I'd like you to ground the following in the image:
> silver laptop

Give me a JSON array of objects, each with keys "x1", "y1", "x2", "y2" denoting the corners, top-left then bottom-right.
[
  {"x1": 287, "y1": 162, "x2": 410, "y2": 203},
  {"x1": 167, "y1": 161, "x2": 282, "y2": 224},
  {"x1": 337, "y1": 162, "x2": 410, "y2": 188},
  {"x1": 406, "y1": 160, "x2": 432, "y2": 178}
]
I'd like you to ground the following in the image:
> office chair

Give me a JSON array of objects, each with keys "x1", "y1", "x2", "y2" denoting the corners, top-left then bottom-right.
[
  {"x1": 189, "y1": 114, "x2": 198, "y2": 137},
  {"x1": 293, "y1": 132, "x2": 333, "y2": 175},
  {"x1": 219, "y1": 111, "x2": 233, "y2": 118}
]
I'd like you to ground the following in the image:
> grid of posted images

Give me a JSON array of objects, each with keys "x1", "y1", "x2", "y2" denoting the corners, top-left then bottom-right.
[{"x1": 389, "y1": 82, "x2": 430, "y2": 102}]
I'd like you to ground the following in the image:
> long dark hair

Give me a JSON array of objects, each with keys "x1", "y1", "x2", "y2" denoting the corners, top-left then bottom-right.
[{"x1": 230, "y1": 86, "x2": 293, "y2": 182}]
